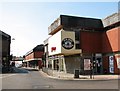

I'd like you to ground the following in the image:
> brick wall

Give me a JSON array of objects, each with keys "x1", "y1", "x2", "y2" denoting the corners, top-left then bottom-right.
[
  {"x1": 103, "y1": 56, "x2": 109, "y2": 73},
  {"x1": 25, "y1": 51, "x2": 44, "y2": 60},
  {"x1": 102, "y1": 27, "x2": 120, "y2": 53},
  {"x1": 118, "y1": 27, "x2": 120, "y2": 51},
  {"x1": 25, "y1": 52, "x2": 34, "y2": 60},
  {"x1": 34, "y1": 51, "x2": 44, "y2": 58},
  {"x1": 80, "y1": 31, "x2": 102, "y2": 53}
]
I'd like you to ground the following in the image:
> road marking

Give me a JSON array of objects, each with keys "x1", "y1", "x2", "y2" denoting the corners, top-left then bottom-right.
[{"x1": 0, "y1": 74, "x2": 17, "y2": 79}]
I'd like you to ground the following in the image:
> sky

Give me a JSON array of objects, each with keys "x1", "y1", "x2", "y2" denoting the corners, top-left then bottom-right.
[{"x1": 0, "y1": 1, "x2": 119, "y2": 57}]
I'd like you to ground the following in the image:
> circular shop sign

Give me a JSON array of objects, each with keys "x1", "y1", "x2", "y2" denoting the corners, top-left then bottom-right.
[{"x1": 62, "y1": 38, "x2": 74, "y2": 49}]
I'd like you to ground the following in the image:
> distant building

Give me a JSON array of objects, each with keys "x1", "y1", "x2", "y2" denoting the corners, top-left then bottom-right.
[
  {"x1": 43, "y1": 12, "x2": 120, "y2": 76},
  {"x1": 0, "y1": 30, "x2": 11, "y2": 72},
  {"x1": 23, "y1": 44, "x2": 44, "y2": 70},
  {"x1": 11, "y1": 56, "x2": 23, "y2": 67}
]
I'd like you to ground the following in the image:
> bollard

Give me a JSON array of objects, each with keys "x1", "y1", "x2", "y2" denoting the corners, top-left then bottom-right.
[{"x1": 74, "y1": 69, "x2": 79, "y2": 78}]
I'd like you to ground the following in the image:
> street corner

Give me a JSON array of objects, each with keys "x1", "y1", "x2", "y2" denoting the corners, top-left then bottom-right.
[
  {"x1": 39, "y1": 70, "x2": 50, "y2": 78},
  {"x1": 39, "y1": 70, "x2": 119, "y2": 81}
]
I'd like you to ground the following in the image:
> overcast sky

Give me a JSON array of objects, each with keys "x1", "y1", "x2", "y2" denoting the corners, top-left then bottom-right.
[{"x1": 0, "y1": 1, "x2": 119, "y2": 56}]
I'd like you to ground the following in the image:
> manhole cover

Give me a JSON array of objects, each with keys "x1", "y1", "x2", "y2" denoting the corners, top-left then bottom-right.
[{"x1": 33, "y1": 85, "x2": 53, "y2": 89}]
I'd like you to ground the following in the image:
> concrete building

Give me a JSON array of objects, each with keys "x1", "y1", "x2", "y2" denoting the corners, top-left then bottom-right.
[
  {"x1": 43, "y1": 12, "x2": 120, "y2": 76},
  {"x1": 23, "y1": 44, "x2": 44, "y2": 70},
  {"x1": 43, "y1": 15, "x2": 104, "y2": 76},
  {"x1": 0, "y1": 30, "x2": 11, "y2": 73}
]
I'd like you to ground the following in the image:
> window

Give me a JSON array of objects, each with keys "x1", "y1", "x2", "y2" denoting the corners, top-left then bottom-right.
[{"x1": 75, "y1": 31, "x2": 80, "y2": 49}]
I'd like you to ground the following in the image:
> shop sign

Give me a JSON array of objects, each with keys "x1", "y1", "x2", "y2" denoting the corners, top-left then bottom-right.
[
  {"x1": 62, "y1": 38, "x2": 74, "y2": 49},
  {"x1": 84, "y1": 59, "x2": 91, "y2": 70},
  {"x1": 109, "y1": 56, "x2": 114, "y2": 73},
  {"x1": 51, "y1": 47, "x2": 56, "y2": 52},
  {"x1": 117, "y1": 58, "x2": 120, "y2": 69},
  {"x1": 95, "y1": 54, "x2": 102, "y2": 57}
]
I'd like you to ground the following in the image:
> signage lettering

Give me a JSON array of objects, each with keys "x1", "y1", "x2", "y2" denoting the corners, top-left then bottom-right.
[
  {"x1": 109, "y1": 56, "x2": 114, "y2": 73},
  {"x1": 51, "y1": 47, "x2": 56, "y2": 52}
]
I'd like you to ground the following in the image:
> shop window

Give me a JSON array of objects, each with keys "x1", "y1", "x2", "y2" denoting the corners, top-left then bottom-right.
[
  {"x1": 54, "y1": 59, "x2": 59, "y2": 71},
  {"x1": 60, "y1": 59, "x2": 64, "y2": 71},
  {"x1": 48, "y1": 60, "x2": 52, "y2": 69}
]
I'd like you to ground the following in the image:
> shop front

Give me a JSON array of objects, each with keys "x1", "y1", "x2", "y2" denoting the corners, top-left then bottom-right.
[
  {"x1": 44, "y1": 13, "x2": 120, "y2": 76},
  {"x1": 23, "y1": 58, "x2": 42, "y2": 70},
  {"x1": 103, "y1": 53, "x2": 120, "y2": 74},
  {"x1": 79, "y1": 53, "x2": 103, "y2": 75},
  {"x1": 44, "y1": 29, "x2": 81, "y2": 75},
  {"x1": 48, "y1": 55, "x2": 65, "y2": 72}
]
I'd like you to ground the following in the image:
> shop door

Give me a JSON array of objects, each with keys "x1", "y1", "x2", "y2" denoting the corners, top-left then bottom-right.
[{"x1": 96, "y1": 58, "x2": 102, "y2": 74}]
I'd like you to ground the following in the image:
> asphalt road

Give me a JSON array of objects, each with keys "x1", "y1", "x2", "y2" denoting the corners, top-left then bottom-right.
[{"x1": 1, "y1": 67, "x2": 119, "y2": 90}]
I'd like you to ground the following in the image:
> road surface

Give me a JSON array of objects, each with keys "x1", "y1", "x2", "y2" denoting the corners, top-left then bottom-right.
[{"x1": 1, "y1": 67, "x2": 119, "y2": 90}]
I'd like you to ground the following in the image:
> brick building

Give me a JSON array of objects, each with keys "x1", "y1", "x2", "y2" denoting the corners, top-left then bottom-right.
[
  {"x1": 43, "y1": 12, "x2": 120, "y2": 76},
  {"x1": 23, "y1": 44, "x2": 44, "y2": 70},
  {"x1": 102, "y1": 13, "x2": 120, "y2": 74}
]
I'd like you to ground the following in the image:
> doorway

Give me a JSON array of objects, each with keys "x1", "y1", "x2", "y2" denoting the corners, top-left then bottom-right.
[{"x1": 96, "y1": 58, "x2": 102, "y2": 74}]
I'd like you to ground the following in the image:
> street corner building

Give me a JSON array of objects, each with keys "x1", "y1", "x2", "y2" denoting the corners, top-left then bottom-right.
[
  {"x1": 102, "y1": 13, "x2": 120, "y2": 74},
  {"x1": 23, "y1": 44, "x2": 44, "y2": 70},
  {"x1": 0, "y1": 30, "x2": 11, "y2": 73},
  {"x1": 43, "y1": 12, "x2": 120, "y2": 76}
]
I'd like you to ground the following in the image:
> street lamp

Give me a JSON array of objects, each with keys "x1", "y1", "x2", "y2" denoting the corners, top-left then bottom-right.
[{"x1": 11, "y1": 37, "x2": 15, "y2": 41}]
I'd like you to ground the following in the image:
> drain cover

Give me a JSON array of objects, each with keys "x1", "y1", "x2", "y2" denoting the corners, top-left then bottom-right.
[{"x1": 33, "y1": 85, "x2": 53, "y2": 89}]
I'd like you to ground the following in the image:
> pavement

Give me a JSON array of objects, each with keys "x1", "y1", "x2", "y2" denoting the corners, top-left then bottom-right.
[
  {"x1": 12, "y1": 67, "x2": 119, "y2": 81},
  {"x1": 40, "y1": 70, "x2": 119, "y2": 81}
]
